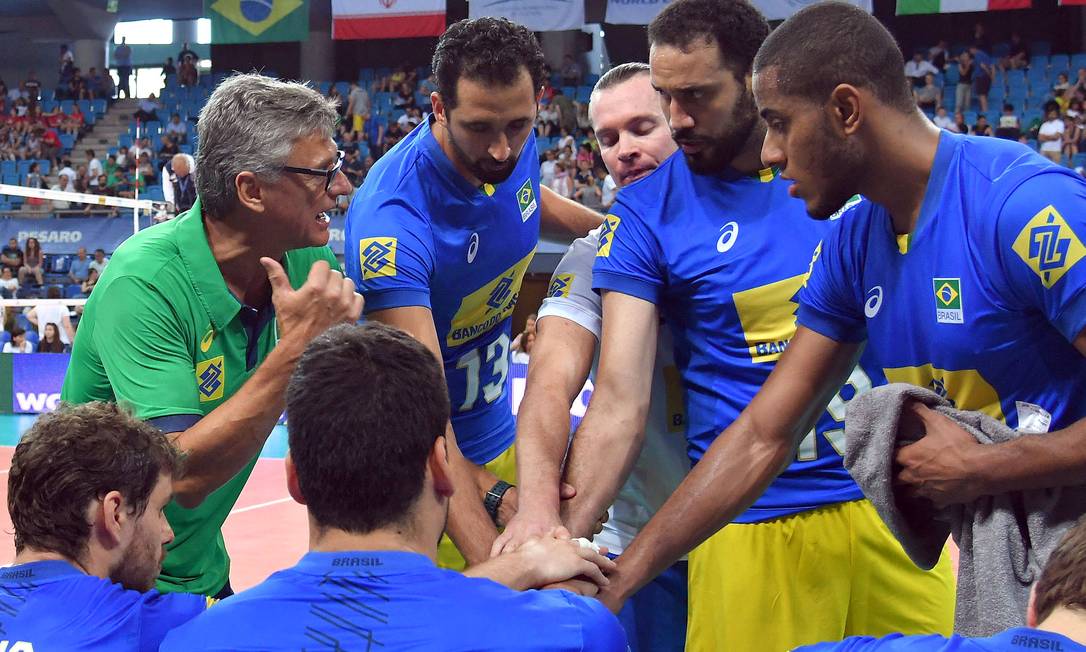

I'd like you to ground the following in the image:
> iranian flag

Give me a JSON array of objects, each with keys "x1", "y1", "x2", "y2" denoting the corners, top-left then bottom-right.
[
  {"x1": 332, "y1": 0, "x2": 445, "y2": 39},
  {"x1": 897, "y1": 0, "x2": 1029, "y2": 14},
  {"x1": 1059, "y1": 0, "x2": 1086, "y2": 5}
]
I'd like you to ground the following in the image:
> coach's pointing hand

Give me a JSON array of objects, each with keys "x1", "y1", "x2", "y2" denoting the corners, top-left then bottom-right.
[{"x1": 262, "y1": 258, "x2": 363, "y2": 346}]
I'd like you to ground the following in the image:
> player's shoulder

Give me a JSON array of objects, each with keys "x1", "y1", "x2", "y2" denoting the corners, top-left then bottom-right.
[
  {"x1": 954, "y1": 133, "x2": 1081, "y2": 203},
  {"x1": 795, "y1": 632, "x2": 967, "y2": 651},
  {"x1": 159, "y1": 569, "x2": 297, "y2": 647},
  {"x1": 611, "y1": 150, "x2": 688, "y2": 218}
]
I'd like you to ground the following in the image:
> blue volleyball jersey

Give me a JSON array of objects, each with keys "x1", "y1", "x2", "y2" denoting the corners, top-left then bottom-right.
[
  {"x1": 592, "y1": 152, "x2": 871, "y2": 523},
  {"x1": 796, "y1": 628, "x2": 1086, "y2": 651},
  {"x1": 799, "y1": 132, "x2": 1086, "y2": 433},
  {"x1": 345, "y1": 119, "x2": 541, "y2": 465},
  {"x1": 160, "y1": 550, "x2": 628, "y2": 651},
  {"x1": 0, "y1": 560, "x2": 206, "y2": 651}
]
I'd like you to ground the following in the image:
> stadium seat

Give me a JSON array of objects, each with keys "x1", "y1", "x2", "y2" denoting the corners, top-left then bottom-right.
[
  {"x1": 1073, "y1": 152, "x2": 1086, "y2": 168},
  {"x1": 1049, "y1": 55, "x2": 1070, "y2": 75},
  {"x1": 1, "y1": 174, "x2": 19, "y2": 186},
  {"x1": 77, "y1": 99, "x2": 91, "y2": 115},
  {"x1": 1, "y1": 161, "x2": 17, "y2": 176},
  {"x1": 179, "y1": 144, "x2": 193, "y2": 155},
  {"x1": 0, "y1": 331, "x2": 10, "y2": 346},
  {"x1": 1071, "y1": 53, "x2": 1086, "y2": 72},
  {"x1": 25, "y1": 331, "x2": 38, "y2": 349},
  {"x1": 41, "y1": 99, "x2": 57, "y2": 112},
  {"x1": 58, "y1": 133, "x2": 75, "y2": 152},
  {"x1": 334, "y1": 81, "x2": 350, "y2": 97},
  {"x1": 37, "y1": 160, "x2": 51, "y2": 175},
  {"x1": 561, "y1": 86, "x2": 576, "y2": 98},
  {"x1": 16, "y1": 161, "x2": 31, "y2": 177},
  {"x1": 359, "y1": 68, "x2": 376, "y2": 83},
  {"x1": 119, "y1": 134, "x2": 133, "y2": 149},
  {"x1": 60, "y1": 99, "x2": 74, "y2": 114},
  {"x1": 575, "y1": 86, "x2": 592, "y2": 103},
  {"x1": 47, "y1": 255, "x2": 71, "y2": 275},
  {"x1": 15, "y1": 314, "x2": 31, "y2": 333},
  {"x1": 964, "y1": 111, "x2": 978, "y2": 125},
  {"x1": 92, "y1": 98, "x2": 107, "y2": 116},
  {"x1": 64, "y1": 284, "x2": 82, "y2": 299}
]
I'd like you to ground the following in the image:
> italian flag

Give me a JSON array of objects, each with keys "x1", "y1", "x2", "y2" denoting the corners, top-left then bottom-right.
[{"x1": 897, "y1": 0, "x2": 1030, "y2": 14}]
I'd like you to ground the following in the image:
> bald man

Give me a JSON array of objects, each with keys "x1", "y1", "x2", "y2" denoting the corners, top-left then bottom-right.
[{"x1": 163, "y1": 153, "x2": 196, "y2": 215}]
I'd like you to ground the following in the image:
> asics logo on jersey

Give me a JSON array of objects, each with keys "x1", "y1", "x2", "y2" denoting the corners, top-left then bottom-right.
[
  {"x1": 717, "y1": 221, "x2": 739, "y2": 253},
  {"x1": 1011, "y1": 205, "x2": 1086, "y2": 289},
  {"x1": 196, "y1": 356, "x2": 225, "y2": 402},
  {"x1": 358, "y1": 237, "x2": 399, "y2": 280},
  {"x1": 596, "y1": 215, "x2": 621, "y2": 258},
  {"x1": 468, "y1": 233, "x2": 479, "y2": 263},
  {"x1": 487, "y1": 276, "x2": 515, "y2": 310},
  {"x1": 864, "y1": 286, "x2": 883, "y2": 319},
  {"x1": 549, "y1": 273, "x2": 573, "y2": 298}
]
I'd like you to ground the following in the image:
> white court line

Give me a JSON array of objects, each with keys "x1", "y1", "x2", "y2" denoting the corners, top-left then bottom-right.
[{"x1": 228, "y1": 497, "x2": 292, "y2": 516}]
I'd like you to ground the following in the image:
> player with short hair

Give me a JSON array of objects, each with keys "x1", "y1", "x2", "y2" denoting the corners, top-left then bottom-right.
[
  {"x1": 1, "y1": 402, "x2": 207, "y2": 650},
  {"x1": 345, "y1": 17, "x2": 603, "y2": 570},
  {"x1": 580, "y1": 0, "x2": 1086, "y2": 641},
  {"x1": 161, "y1": 323, "x2": 627, "y2": 651},
  {"x1": 493, "y1": 62, "x2": 690, "y2": 651},
  {"x1": 62, "y1": 73, "x2": 363, "y2": 599},
  {"x1": 551, "y1": 1, "x2": 955, "y2": 649},
  {"x1": 797, "y1": 518, "x2": 1086, "y2": 651}
]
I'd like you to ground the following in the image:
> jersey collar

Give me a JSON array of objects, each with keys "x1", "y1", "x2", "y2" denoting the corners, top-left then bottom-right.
[
  {"x1": 911, "y1": 130, "x2": 958, "y2": 240},
  {"x1": 421, "y1": 116, "x2": 489, "y2": 200},
  {"x1": 1, "y1": 559, "x2": 85, "y2": 582},
  {"x1": 176, "y1": 196, "x2": 243, "y2": 332},
  {"x1": 990, "y1": 628, "x2": 1086, "y2": 651}
]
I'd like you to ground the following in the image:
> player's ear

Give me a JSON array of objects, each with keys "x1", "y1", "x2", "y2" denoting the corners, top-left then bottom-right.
[
  {"x1": 97, "y1": 489, "x2": 127, "y2": 548},
  {"x1": 429, "y1": 436, "x2": 455, "y2": 499},
  {"x1": 432, "y1": 93, "x2": 448, "y2": 126},
  {"x1": 285, "y1": 451, "x2": 306, "y2": 506},
  {"x1": 828, "y1": 84, "x2": 863, "y2": 137},
  {"x1": 1026, "y1": 585, "x2": 1039, "y2": 628},
  {"x1": 234, "y1": 170, "x2": 265, "y2": 215}
]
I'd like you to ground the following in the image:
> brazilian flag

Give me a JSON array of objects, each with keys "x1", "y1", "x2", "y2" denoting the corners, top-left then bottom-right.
[{"x1": 206, "y1": 0, "x2": 309, "y2": 44}]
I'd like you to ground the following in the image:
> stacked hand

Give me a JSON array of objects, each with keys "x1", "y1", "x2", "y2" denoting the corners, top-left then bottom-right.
[{"x1": 509, "y1": 529, "x2": 615, "y2": 597}]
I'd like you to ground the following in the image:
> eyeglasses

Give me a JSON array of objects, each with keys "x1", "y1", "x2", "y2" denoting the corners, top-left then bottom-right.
[{"x1": 281, "y1": 150, "x2": 345, "y2": 192}]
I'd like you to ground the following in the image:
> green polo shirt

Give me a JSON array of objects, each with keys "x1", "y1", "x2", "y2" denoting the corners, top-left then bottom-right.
[{"x1": 61, "y1": 196, "x2": 339, "y2": 597}]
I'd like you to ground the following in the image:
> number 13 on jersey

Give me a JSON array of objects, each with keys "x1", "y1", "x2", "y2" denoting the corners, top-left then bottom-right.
[
  {"x1": 796, "y1": 367, "x2": 873, "y2": 461},
  {"x1": 456, "y1": 333, "x2": 511, "y2": 412}
]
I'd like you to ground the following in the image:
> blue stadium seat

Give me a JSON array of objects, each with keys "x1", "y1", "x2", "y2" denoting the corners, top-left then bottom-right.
[
  {"x1": 64, "y1": 284, "x2": 82, "y2": 299},
  {"x1": 25, "y1": 331, "x2": 38, "y2": 349},
  {"x1": 334, "y1": 81, "x2": 350, "y2": 97},
  {"x1": 944, "y1": 66, "x2": 960, "y2": 84},
  {"x1": 144, "y1": 185, "x2": 165, "y2": 202},
  {"x1": 1, "y1": 161, "x2": 17, "y2": 177},
  {"x1": 119, "y1": 134, "x2": 133, "y2": 149},
  {"x1": 991, "y1": 42, "x2": 1011, "y2": 58},
  {"x1": 964, "y1": 111, "x2": 978, "y2": 125},
  {"x1": 15, "y1": 314, "x2": 31, "y2": 332},
  {"x1": 0, "y1": 332, "x2": 10, "y2": 346},
  {"x1": 1073, "y1": 152, "x2": 1086, "y2": 168},
  {"x1": 60, "y1": 99, "x2": 74, "y2": 114},
  {"x1": 1023, "y1": 109, "x2": 1043, "y2": 125},
  {"x1": 376, "y1": 67, "x2": 391, "y2": 79},
  {"x1": 16, "y1": 161, "x2": 31, "y2": 177},
  {"x1": 58, "y1": 133, "x2": 75, "y2": 152},
  {"x1": 575, "y1": 86, "x2": 592, "y2": 103},
  {"x1": 179, "y1": 144, "x2": 193, "y2": 155},
  {"x1": 77, "y1": 99, "x2": 91, "y2": 115},
  {"x1": 561, "y1": 86, "x2": 576, "y2": 98},
  {"x1": 585, "y1": 73, "x2": 600, "y2": 86},
  {"x1": 359, "y1": 68, "x2": 376, "y2": 82},
  {"x1": 37, "y1": 160, "x2": 51, "y2": 175},
  {"x1": 1, "y1": 174, "x2": 19, "y2": 186},
  {"x1": 1049, "y1": 55, "x2": 1070, "y2": 75},
  {"x1": 318, "y1": 81, "x2": 331, "y2": 94},
  {"x1": 41, "y1": 99, "x2": 57, "y2": 112},
  {"x1": 1071, "y1": 53, "x2": 1086, "y2": 72},
  {"x1": 92, "y1": 99, "x2": 107, "y2": 116},
  {"x1": 48, "y1": 255, "x2": 71, "y2": 275}
]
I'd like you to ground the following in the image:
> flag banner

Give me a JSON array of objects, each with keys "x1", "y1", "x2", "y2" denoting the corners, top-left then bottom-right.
[
  {"x1": 469, "y1": 0, "x2": 585, "y2": 32},
  {"x1": 332, "y1": 0, "x2": 446, "y2": 40},
  {"x1": 1057, "y1": 0, "x2": 1085, "y2": 5},
  {"x1": 607, "y1": 0, "x2": 869, "y2": 23},
  {"x1": 897, "y1": 0, "x2": 1029, "y2": 15},
  {"x1": 205, "y1": 0, "x2": 308, "y2": 44}
]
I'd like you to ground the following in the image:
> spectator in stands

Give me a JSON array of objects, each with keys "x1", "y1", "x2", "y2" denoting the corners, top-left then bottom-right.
[
  {"x1": 23, "y1": 70, "x2": 41, "y2": 103},
  {"x1": 970, "y1": 44, "x2": 994, "y2": 113},
  {"x1": 3, "y1": 325, "x2": 31, "y2": 353},
  {"x1": 904, "y1": 52, "x2": 938, "y2": 87},
  {"x1": 134, "y1": 93, "x2": 161, "y2": 124},
  {"x1": 540, "y1": 148, "x2": 558, "y2": 188},
  {"x1": 914, "y1": 73, "x2": 941, "y2": 112},
  {"x1": 573, "y1": 165, "x2": 603, "y2": 211},
  {"x1": 343, "y1": 148, "x2": 365, "y2": 187},
  {"x1": 89, "y1": 248, "x2": 108, "y2": 276},
  {"x1": 1054, "y1": 73, "x2": 1072, "y2": 95},
  {"x1": 956, "y1": 51, "x2": 974, "y2": 113},
  {"x1": 939, "y1": 110, "x2": 961, "y2": 133},
  {"x1": 165, "y1": 113, "x2": 188, "y2": 144},
  {"x1": 164, "y1": 153, "x2": 196, "y2": 215},
  {"x1": 1072, "y1": 68, "x2": 1086, "y2": 98},
  {"x1": 137, "y1": 151, "x2": 158, "y2": 187},
  {"x1": 86, "y1": 67, "x2": 104, "y2": 100},
  {"x1": 561, "y1": 54, "x2": 583, "y2": 87},
  {"x1": 37, "y1": 322, "x2": 66, "y2": 353},
  {"x1": 394, "y1": 81, "x2": 417, "y2": 110},
  {"x1": 553, "y1": 88, "x2": 577, "y2": 134},
  {"x1": 37, "y1": 128, "x2": 59, "y2": 165},
  {"x1": 86, "y1": 149, "x2": 103, "y2": 179},
  {"x1": 161, "y1": 324, "x2": 624, "y2": 651},
  {"x1": 177, "y1": 42, "x2": 199, "y2": 66},
  {"x1": 972, "y1": 20, "x2": 989, "y2": 50},
  {"x1": 929, "y1": 39, "x2": 949, "y2": 70},
  {"x1": 28, "y1": 286, "x2": 74, "y2": 346},
  {"x1": 972, "y1": 113, "x2": 993, "y2": 137},
  {"x1": 178, "y1": 58, "x2": 198, "y2": 88},
  {"x1": 162, "y1": 56, "x2": 177, "y2": 78},
  {"x1": 996, "y1": 103, "x2": 1022, "y2": 140},
  {"x1": 1002, "y1": 32, "x2": 1029, "y2": 71},
  {"x1": 68, "y1": 247, "x2": 90, "y2": 284},
  {"x1": 114, "y1": 38, "x2": 132, "y2": 99},
  {"x1": 58, "y1": 45, "x2": 74, "y2": 86},
  {"x1": 1039, "y1": 106, "x2": 1066, "y2": 163},
  {"x1": 381, "y1": 119, "x2": 405, "y2": 155},
  {"x1": 346, "y1": 81, "x2": 370, "y2": 138},
  {"x1": 398, "y1": 105, "x2": 422, "y2": 131},
  {"x1": 158, "y1": 133, "x2": 180, "y2": 165},
  {"x1": 550, "y1": 159, "x2": 573, "y2": 197},
  {"x1": 2, "y1": 238, "x2": 23, "y2": 277},
  {"x1": 575, "y1": 102, "x2": 591, "y2": 132},
  {"x1": 0, "y1": 402, "x2": 206, "y2": 647},
  {"x1": 18, "y1": 237, "x2": 43, "y2": 287},
  {"x1": 97, "y1": 70, "x2": 115, "y2": 101},
  {"x1": 25, "y1": 161, "x2": 44, "y2": 190},
  {"x1": 80, "y1": 267, "x2": 99, "y2": 297},
  {"x1": 1063, "y1": 113, "x2": 1081, "y2": 161},
  {"x1": 0, "y1": 267, "x2": 19, "y2": 299},
  {"x1": 537, "y1": 99, "x2": 559, "y2": 137}
]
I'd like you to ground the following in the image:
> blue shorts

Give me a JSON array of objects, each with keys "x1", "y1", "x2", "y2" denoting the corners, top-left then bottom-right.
[{"x1": 615, "y1": 559, "x2": 688, "y2": 652}]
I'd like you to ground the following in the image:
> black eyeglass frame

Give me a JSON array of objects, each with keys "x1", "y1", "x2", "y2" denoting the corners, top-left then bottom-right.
[{"x1": 280, "y1": 149, "x2": 345, "y2": 191}]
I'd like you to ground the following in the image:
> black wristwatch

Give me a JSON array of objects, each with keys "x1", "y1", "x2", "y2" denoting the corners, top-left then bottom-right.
[{"x1": 483, "y1": 480, "x2": 515, "y2": 525}]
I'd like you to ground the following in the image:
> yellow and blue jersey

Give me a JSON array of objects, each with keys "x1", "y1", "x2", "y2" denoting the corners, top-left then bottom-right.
[
  {"x1": 592, "y1": 151, "x2": 871, "y2": 523},
  {"x1": 345, "y1": 119, "x2": 541, "y2": 465},
  {"x1": 0, "y1": 560, "x2": 206, "y2": 651},
  {"x1": 799, "y1": 132, "x2": 1086, "y2": 433},
  {"x1": 796, "y1": 628, "x2": 1086, "y2": 651},
  {"x1": 160, "y1": 551, "x2": 628, "y2": 651}
]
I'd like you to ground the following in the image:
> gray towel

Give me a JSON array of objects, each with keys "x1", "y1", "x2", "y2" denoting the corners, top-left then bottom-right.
[{"x1": 844, "y1": 383, "x2": 1086, "y2": 637}]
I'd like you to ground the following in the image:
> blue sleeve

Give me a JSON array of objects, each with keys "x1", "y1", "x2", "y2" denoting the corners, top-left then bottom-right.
[
  {"x1": 796, "y1": 217, "x2": 868, "y2": 343},
  {"x1": 794, "y1": 634, "x2": 955, "y2": 651},
  {"x1": 591, "y1": 202, "x2": 666, "y2": 304},
  {"x1": 344, "y1": 197, "x2": 435, "y2": 313},
  {"x1": 562, "y1": 593, "x2": 628, "y2": 651},
  {"x1": 137, "y1": 591, "x2": 206, "y2": 652},
  {"x1": 992, "y1": 171, "x2": 1086, "y2": 343}
]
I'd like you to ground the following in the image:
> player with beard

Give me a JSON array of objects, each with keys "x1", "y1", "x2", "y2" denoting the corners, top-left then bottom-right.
[
  {"x1": 345, "y1": 17, "x2": 603, "y2": 572},
  {"x1": 609, "y1": 1, "x2": 1084, "y2": 636},
  {"x1": 0, "y1": 402, "x2": 208, "y2": 651},
  {"x1": 552, "y1": 1, "x2": 955, "y2": 650}
]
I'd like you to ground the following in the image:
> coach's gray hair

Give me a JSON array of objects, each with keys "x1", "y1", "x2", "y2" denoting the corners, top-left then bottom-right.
[{"x1": 195, "y1": 73, "x2": 339, "y2": 218}]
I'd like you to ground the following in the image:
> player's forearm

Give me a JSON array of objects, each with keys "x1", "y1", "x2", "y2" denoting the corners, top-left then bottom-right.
[
  {"x1": 463, "y1": 553, "x2": 536, "y2": 590},
  {"x1": 561, "y1": 399, "x2": 647, "y2": 537},
  {"x1": 444, "y1": 430, "x2": 501, "y2": 566},
  {"x1": 169, "y1": 338, "x2": 305, "y2": 508},
  {"x1": 516, "y1": 384, "x2": 584, "y2": 515},
  {"x1": 539, "y1": 185, "x2": 603, "y2": 238},
  {"x1": 612, "y1": 414, "x2": 795, "y2": 601},
  {"x1": 971, "y1": 417, "x2": 1086, "y2": 495}
]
